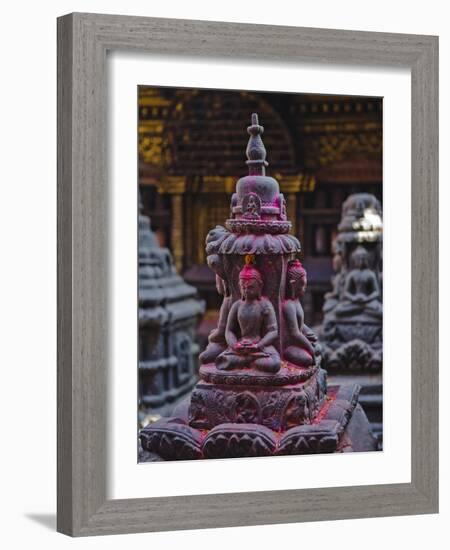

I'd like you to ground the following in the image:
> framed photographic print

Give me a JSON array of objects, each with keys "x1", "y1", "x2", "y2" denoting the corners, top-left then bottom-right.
[{"x1": 57, "y1": 12, "x2": 438, "y2": 536}]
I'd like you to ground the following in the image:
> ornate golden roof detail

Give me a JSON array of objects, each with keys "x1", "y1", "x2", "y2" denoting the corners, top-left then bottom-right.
[
  {"x1": 201, "y1": 176, "x2": 236, "y2": 194},
  {"x1": 157, "y1": 176, "x2": 186, "y2": 194},
  {"x1": 278, "y1": 174, "x2": 316, "y2": 193}
]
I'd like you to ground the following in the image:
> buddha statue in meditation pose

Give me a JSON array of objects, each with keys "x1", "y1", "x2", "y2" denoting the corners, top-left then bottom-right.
[
  {"x1": 281, "y1": 260, "x2": 316, "y2": 368},
  {"x1": 243, "y1": 193, "x2": 261, "y2": 219},
  {"x1": 199, "y1": 275, "x2": 232, "y2": 364},
  {"x1": 215, "y1": 264, "x2": 281, "y2": 373},
  {"x1": 334, "y1": 246, "x2": 382, "y2": 319}
]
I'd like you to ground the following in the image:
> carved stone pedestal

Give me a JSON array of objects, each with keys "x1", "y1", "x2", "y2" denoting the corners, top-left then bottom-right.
[
  {"x1": 140, "y1": 382, "x2": 376, "y2": 460},
  {"x1": 189, "y1": 364, "x2": 326, "y2": 431}
]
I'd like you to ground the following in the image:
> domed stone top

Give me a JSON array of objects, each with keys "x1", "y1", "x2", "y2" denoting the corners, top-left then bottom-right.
[
  {"x1": 338, "y1": 192, "x2": 382, "y2": 241},
  {"x1": 235, "y1": 175, "x2": 281, "y2": 208},
  {"x1": 227, "y1": 113, "x2": 291, "y2": 235}
]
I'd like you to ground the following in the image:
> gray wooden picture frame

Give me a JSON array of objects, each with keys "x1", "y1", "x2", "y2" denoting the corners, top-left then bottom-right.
[{"x1": 57, "y1": 12, "x2": 439, "y2": 537}]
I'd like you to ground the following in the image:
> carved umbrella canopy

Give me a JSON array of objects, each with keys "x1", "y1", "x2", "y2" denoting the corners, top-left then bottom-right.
[{"x1": 140, "y1": 115, "x2": 376, "y2": 460}]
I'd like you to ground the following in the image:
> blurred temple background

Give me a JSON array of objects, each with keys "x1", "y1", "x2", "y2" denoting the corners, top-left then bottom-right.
[{"x1": 138, "y1": 87, "x2": 382, "y2": 346}]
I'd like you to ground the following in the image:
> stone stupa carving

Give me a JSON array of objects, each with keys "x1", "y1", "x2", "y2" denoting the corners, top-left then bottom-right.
[
  {"x1": 140, "y1": 115, "x2": 376, "y2": 460},
  {"x1": 319, "y1": 193, "x2": 383, "y2": 371},
  {"x1": 139, "y1": 201, "x2": 205, "y2": 416}
]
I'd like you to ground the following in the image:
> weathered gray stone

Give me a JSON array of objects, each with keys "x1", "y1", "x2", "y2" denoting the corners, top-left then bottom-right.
[{"x1": 139, "y1": 202, "x2": 204, "y2": 415}]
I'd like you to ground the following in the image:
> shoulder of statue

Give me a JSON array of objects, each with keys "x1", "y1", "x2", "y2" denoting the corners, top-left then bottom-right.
[
  {"x1": 282, "y1": 298, "x2": 298, "y2": 315},
  {"x1": 260, "y1": 297, "x2": 275, "y2": 313},
  {"x1": 229, "y1": 300, "x2": 240, "y2": 312}
]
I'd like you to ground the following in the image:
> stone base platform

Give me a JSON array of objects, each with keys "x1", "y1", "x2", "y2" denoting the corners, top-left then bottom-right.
[
  {"x1": 189, "y1": 364, "x2": 327, "y2": 431},
  {"x1": 139, "y1": 383, "x2": 377, "y2": 460},
  {"x1": 328, "y1": 373, "x2": 382, "y2": 449}
]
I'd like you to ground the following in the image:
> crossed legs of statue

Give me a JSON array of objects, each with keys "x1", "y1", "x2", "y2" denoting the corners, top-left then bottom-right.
[
  {"x1": 216, "y1": 345, "x2": 281, "y2": 373},
  {"x1": 283, "y1": 345, "x2": 314, "y2": 367}
]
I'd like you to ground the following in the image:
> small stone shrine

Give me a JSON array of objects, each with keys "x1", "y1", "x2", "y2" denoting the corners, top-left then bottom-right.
[
  {"x1": 139, "y1": 201, "x2": 204, "y2": 417},
  {"x1": 317, "y1": 193, "x2": 383, "y2": 444},
  {"x1": 140, "y1": 115, "x2": 376, "y2": 460},
  {"x1": 319, "y1": 193, "x2": 383, "y2": 371}
]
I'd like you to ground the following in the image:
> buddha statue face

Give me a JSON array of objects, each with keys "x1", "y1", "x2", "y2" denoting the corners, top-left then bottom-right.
[
  {"x1": 287, "y1": 260, "x2": 307, "y2": 298},
  {"x1": 352, "y1": 247, "x2": 369, "y2": 269},
  {"x1": 240, "y1": 278, "x2": 262, "y2": 300},
  {"x1": 239, "y1": 264, "x2": 263, "y2": 300},
  {"x1": 289, "y1": 275, "x2": 307, "y2": 298},
  {"x1": 246, "y1": 195, "x2": 258, "y2": 213}
]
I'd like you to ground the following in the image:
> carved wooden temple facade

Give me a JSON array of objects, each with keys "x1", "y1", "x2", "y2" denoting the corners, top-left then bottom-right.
[{"x1": 139, "y1": 87, "x2": 382, "y2": 326}]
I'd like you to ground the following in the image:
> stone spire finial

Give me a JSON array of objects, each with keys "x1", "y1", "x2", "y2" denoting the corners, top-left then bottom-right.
[{"x1": 246, "y1": 113, "x2": 269, "y2": 176}]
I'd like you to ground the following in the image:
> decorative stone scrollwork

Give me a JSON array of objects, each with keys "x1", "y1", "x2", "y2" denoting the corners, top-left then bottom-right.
[
  {"x1": 232, "y1": 392, "x2": 261, "y2": 424},
  {"x1": 277, "y1": 421, "x2": 340, "y2": 455},
  {"x1": 202, "y1": 424, "x2": 277, "y2": 459},
  {"x1": 226, "y1": 219, "x2": 292, "y2": 234},
  {"x1": 283, "y1": 393, "x2": 311, "y2": 430},
  {"x1": 188, "y1": 369, "x2": 326, "y2": 432},
  {"x1": 140, "y1": 418, "x2": 203, "y2": 460},
  {"x1": 198, "y1": 364, "x2": 317, "y2": 386}
]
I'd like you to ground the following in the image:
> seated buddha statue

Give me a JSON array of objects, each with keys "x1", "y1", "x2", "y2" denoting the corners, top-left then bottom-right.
[
  {"x1": 199, "y1": 275, "x2": 232, "y2": 364},
  {"x1": 215, "y1": 264, "x2": 281, "y2": 373},
  {"x1": 334, "y1": 246, "x2": 382, "y2": 319},
  {"x1": 281, "y1": 260, "x2": 315, "y2": 368}
]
